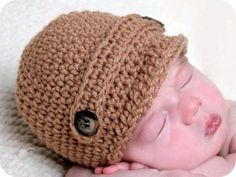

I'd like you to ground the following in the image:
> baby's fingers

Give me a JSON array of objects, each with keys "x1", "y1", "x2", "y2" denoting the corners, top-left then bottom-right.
[
  {"x1": 130, "y1": 162, "x2": 150, "y2": 170},
  {"x1": 102, "y1": 162, "x2": 130, "y2": 174},
  {"x1": 94, "y1": 167, "x2": 103, "y2": 174},
  {"x1": 94, "y1": 162, "x2": 130, "y2": 174},
  {"x1": 65, "y1": 165, "x2": 93, "y2": 177}
]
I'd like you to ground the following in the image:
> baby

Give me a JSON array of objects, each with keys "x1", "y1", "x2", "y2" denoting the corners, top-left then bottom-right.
[
  {"x1": 66, "y1": 57, "x2": 236, "y2": 177},
  {"x1": 14, "y1": 10, "x2": 236, "y2": 177}
]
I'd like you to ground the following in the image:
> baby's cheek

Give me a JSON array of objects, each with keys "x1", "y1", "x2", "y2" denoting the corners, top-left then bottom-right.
[
  {"x1": 167, "y1": 127, "x2": 197, "y2": 149},
  {"x1": 194, "y1": 77, "x2": 225, "y2": 108}
]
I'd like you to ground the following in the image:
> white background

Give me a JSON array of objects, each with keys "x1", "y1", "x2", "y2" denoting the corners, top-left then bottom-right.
[
  {"x1": 0, "y1": 0, "x2": 236, "y2": 20},
  {"x1": 0, "y1": 0, "x2": 236, "y2": 177}
]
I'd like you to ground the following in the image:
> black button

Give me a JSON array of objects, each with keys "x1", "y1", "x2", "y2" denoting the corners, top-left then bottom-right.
[
  {"x1": 142, "y1": 16, "x2": 164, "y2": 27},
  {"x1": 74, "y1": 109, "x2": 99, "y2": 136}
]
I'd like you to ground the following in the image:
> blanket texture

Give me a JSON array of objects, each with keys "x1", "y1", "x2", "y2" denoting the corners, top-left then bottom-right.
[{"x1": 0, "y1": 89, "x2": 72, "y2": 177}]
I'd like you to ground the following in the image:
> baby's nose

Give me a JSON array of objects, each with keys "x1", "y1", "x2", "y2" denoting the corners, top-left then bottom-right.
[{"x1": 179, "y1": 96, "x2": 202, "y2": 125}]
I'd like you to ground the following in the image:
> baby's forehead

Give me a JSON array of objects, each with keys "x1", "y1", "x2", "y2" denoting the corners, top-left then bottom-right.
[
  {"x1": 160, "y1": 56, "x2": 189, "y2": 81},
  {"x1": 172, "y1": 56, "x2": 188, "y2": 66}
]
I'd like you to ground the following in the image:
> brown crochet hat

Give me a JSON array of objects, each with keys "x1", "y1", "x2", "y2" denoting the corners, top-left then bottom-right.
[{"x1": 15, "y1": 10, "x2": 187, "y2": 168}]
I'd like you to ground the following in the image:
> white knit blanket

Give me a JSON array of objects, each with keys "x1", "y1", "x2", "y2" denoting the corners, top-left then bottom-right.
[
  {"x1": 1, "y1": 0, "x2": 236, "y2": 177},
  {"x1": 0, "y1": 89, "x2": 68, "y2": 177}
]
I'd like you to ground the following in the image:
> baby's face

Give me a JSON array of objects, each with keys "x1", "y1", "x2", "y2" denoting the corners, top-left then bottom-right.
[{"x1": 122, "y1": 57, "x2": 229, "y2": 170}]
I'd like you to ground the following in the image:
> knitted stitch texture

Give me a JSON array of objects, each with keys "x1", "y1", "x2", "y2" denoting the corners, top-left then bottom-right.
[{"x1": 15, "y1": 10, "x2": 188, "y2": 168}]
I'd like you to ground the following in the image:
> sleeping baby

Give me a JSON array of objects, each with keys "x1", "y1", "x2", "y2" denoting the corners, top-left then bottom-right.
[{"x1": 15, "y1": 10, "x2": 236, "y2": 177}]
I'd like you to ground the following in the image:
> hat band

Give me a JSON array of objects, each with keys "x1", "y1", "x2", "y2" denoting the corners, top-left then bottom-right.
[{"x1": 69, "y1": 14, "x2": 164, "y2": 143}]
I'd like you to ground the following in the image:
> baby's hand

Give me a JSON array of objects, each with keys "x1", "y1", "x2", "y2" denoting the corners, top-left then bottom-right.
[{"x1": 94, "y1": 162, "x2": 150, "y2": 174}]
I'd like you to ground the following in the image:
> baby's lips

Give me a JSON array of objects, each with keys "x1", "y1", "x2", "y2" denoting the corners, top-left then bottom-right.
[{"x1": 205, "y1": 113, "x2": 222, "y2": 136}]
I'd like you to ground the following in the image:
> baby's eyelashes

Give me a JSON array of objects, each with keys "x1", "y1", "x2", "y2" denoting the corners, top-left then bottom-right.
[{"x1": 176, "y1": 64, "x2": 193, "y2": 90}]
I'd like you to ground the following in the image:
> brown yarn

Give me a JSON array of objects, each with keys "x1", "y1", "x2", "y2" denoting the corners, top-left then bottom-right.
[{"x1": 15, "y1": 10, "x2": 188, "y2": 168}]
